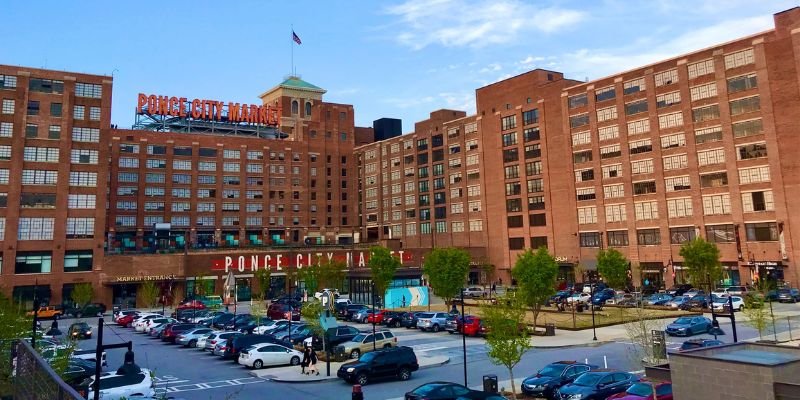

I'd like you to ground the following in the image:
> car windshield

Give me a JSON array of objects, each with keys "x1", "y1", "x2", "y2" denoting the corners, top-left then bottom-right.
[
  {"x1": 538, "y1": 364, "x2": 568, "y2": 377},
  {"x1": 352, "y1": 334, "x2": 367, "y2": 342},
  {"x1": 626, "y1": 383, "x2": 653, "y2": 396},
  {"x1": 412, "y1": 384, "x2": 447, "y2": 395},
  {"x1": 674, "y1": 317, "x2": 693, "y2": 324},
  {"x1": 417, "y1": 313, "x2": 434, "y2": 319},
  {"x1": 573, "y1": 373, "x2": 602, "y2": 386}
]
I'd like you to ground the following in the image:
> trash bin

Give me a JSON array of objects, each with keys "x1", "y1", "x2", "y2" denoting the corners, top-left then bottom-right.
[
  {"x1": 545, "y1": 323, "x2": 556, "y2": 336},
  {"x1": 483, "y1": 374, "x2": 498, "y2": 393}
]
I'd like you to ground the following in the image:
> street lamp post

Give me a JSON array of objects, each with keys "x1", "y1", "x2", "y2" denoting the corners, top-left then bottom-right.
[
  {"x1": 371, "y1": 281, "x2": 376, "y2": 351},
  {"x1": 590, "y1": 276, "x2": 597, "y2": 341},
  {"x1": 460, "y1": 288, "x2": 467, "y2": 386}
]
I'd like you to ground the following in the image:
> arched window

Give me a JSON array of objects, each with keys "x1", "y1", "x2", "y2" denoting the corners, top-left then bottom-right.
[
  {"x1": 291, "y1": 100, "x2": 299, "y2": 115},
  {"x1": 305, "y1": 102, "x2": 312, "y2": 116}
]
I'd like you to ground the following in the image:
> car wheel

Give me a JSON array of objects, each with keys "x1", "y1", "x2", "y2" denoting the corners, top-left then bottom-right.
[
  {"x1": 738, "y1": 305, "x2": 744, "y2": 312},
  {"x1": 290, "y1": 356, "x2": 300, "y2": 366},
  {"x1": 398, "y1": 367, "x2": 411, "y2": 381},
  {"x1": 432, "y1": 324, "x2": 440, "y2": 333},
  {"x1": 383, "y1": 343, "x2": 391, "y2": 349},
  {"x1": 350, "y1": 349, "x2": 361, "y2": 359},
  {"x1": 253, "y1": 359, "x2": 263, "y2": 369},
  {"x1": 357, "y1": 373, "x2": 369, "y2": 386},
  {"x1": 189, "y1": 340, "x2": 197, "y2": 348},
  {"x1": 362, "y1": 318, "x2": 368, "y2": 324},
  {"x1": 395, "y1": 321, "x2": 401, "y2": 328}
]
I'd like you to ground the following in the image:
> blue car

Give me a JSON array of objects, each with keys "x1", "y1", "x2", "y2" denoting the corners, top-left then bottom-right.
[
  {"x1": 644, "y1": 293, "x2": 673, "y2": 306},
  {"x1": 592, "y1": 289, "x2": 616, "y2": 305},
  {"x1": 555, "y1": 370, "x2": 639, "y2": 400},
  {"x1": 665, "y1": 316, "x2": 713, "y2": 336}
]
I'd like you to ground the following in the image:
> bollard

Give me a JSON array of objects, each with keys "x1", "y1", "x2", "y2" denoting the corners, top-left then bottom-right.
[
  {"x1": 352, "y1": 384, "x2": 364, "y2": 400},
  {"x1": 789, "y1": 317, "x2": 793, "y2": 342}
]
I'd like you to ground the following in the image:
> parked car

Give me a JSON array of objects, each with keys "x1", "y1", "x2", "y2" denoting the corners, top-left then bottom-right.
[
  {"x1": 176, "y1": 300, "x2": 206, "y2": 311},
  {"x1": 404, "y1": 381, "x2": 508, "y2": 400},
  {"x1": 176, "y1": 327, "x2": 214, "y2": 347},
  {"x1": 684, "y1": 288, "x2": 705, "y2": 297},
  {"x1": 134, "y1": 316, "x2": 173, "y2": 333},
  {"x1": 711, "y1": 288, "x2": 732, "y2": 298},
  {"x1": 548, "y1": 290, "x2": 573, "y2": 306},
  {"x1": 267, "y1": 303, "x2": 300, "y2": 321},
  {"x1": 85, "y1": 367, "x2": 155, "y2": 400},
  {"x1": 116, "y1": 313, "x2": 140, "y2": 327},
  {"x1": 461, "y1": 316, "x2": 487, "y2": 337},
  {"x1": 777, "y1": 288, "x2": 800, "y2": 303},
  {"x1": 678, "y1": 295, "x2": 712, "y2": 310},
  {"x1": 285, "y1": 325, "x2": 316, "y2": 347},
  {"x1": 591, "y1": 289, "x2": 616, "y2": 305},
  {"x1": 114, "y1": 310, "x2": 139, "y2": 322},
  {"x1": 212, "y1": 339, "x2": 231, "y2": 356},
  {"x1": 253, "y1": 319, "x2": 290, "y2": 335},
  {"x1": 401, "y1": 312, "x2": 423, "y2": 329},
  {"x1": 463, "y1": 287, "x2": 485, "y2": 298},
  {"x1": 304, "y1": 325, "x2": 362, "y2": 351},
  {"x1": 148, "y1": 323, "x2": 169, "y2": 338},
  {"x1": 195, "y1": 333, "x2": 212, "y2": 350},
  {"x1": 209, "y1": 313, "x2": 235, "y2": 329},
  {"x1": 566, "y1": 293, "x2": 591, "y2": 305},
  {"x1": 224, "y1": 334, "x2": 279, "y2": 361},
  {"x1": 382, "y1": 311, "x2": 405, "y2": 328},
  {"x1": 555, "y1": 370, "x2": 639, "y2": 400},
  {"x1": 679, "y1": 338, "x2": 724, "y2": 352},
  {"x1": 521, "y1": 361, "x2": 597, "y2": 399},
  {"x1": 666, "y1": 284, "x2": 693, "y2": 296},
  {"x1": 606, "y1": 379, "x2": 673, "y2": 399},
  {"x1": 366, "y1": 310, "x2": 389, "y2": 324},
  {"x1": 204, "y1": 331, "x2": 241, "y2": 352},
  {"x1": 666, "y1": 295, "x2": 691, "y2": 309},
  {"x1": 68, "y1": 322, "x2": 92, "y2": 340},
  {"x1": 26, "y1": 306, "x2": 62, "y2": 319},
  {"x1": 336, "y1": 329, "x2": 397, "y2": 359},
  {"x1": 199, "y1": 295, "x2": 223, "y2": 308},
  {"x1": 445, "y1": 315, "x2": 462, "y2": 334},
  {"x1": 162, "y1": 323, "x2": 199, "y2": 343},
  {"x1": 666, "y1": 316, "x2": 713, "y2": 336},
  {"x1": 713, "y1": 296, "x2": 744, "y2": 312},
  {"x1": 337, "y1": 346, "x2": 419, "y2": 385},
  {"x1": 239, "y1": 343, "x2": 303, "y2": 369},
  {"x1": 239, "y1": 317, "x2": 272, "y2": 334},
  {"x1": 352, "y1": 308, "x2": 378, "y2": 324},
  {"x1": 416, "y1": 312, "x2": 450, "y2": 333},
  {"x1": 339, "y1": 304, "x2": 370, "y2": 321},
  {"x1": 62, "y1": 358, "x2": 96, "y2": 386},
  {"x1": 726, "y1": 286, "x2": 751, "y2": 297},
  {"x1": 67, "y1": 303, "x2": 107, "y2": 318},
  {"x1": 644, "y1": 293, "x2": 673, "y2": 306},
  {"x1": 223, "y1": 314, "x2": 254, "y2": 331}
]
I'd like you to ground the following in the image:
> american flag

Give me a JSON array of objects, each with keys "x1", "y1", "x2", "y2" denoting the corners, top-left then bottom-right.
[{"x1": 292, "y1": 31, "x2": 302, "y2": 45}]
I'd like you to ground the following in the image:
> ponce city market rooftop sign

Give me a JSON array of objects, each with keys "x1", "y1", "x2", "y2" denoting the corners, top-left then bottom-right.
[
  {"x1": 136, "y1": 93, "x2": 281, "y2": 126},
  {"x1": 210, "y1": 250, "x2": 413, "y2": 273}
]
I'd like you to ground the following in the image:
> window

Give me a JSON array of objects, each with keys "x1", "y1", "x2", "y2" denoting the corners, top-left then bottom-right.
[
  {"x1": 468, "y1": 200, "x2": 482, "y2": 212},
  {"x1": 115, "y1": 216, "x2": 136, "y2": 227},
  {"x1": 700, "y1": 171, "x2": 728, "y2": 188},
  {"x1": 116, "y1": 187, "x2": 137, "y2": 196},
  {"x1": 633, "y1": 180, "x2": 656, "y2": 195},
  {"x1": 665, "y1": 175, "x2": 691, "y2": 192},
  {"x1": 0, "y1": 169, "x2": 6, "y2": 184},
  {"x1": 576, "y1": 187, "x2": 596, "y2": 201},
  {"x1": 528, "y1": 195, "x2": 544, "y2": 210},
  {"x1": 595, "y1": 86, "x2": 616, "y2": 102},
  {"x1": 505, "y1": 182, "x2": 521, "y2": 196},
  {"x1": 706, "y1": 224, "x2": 736, "y2": 243},
  {"x1": 568, "y1": 93, "x2": 588, "y2": 108},
  {"x1": 574, "y1": 168, "x2": 594, "y2": 182},
  {"x1": 526, "y1": 161, "x2": 542, "y2": 176},
  {"x1": 530, "y1": 214, "x2": 547, "y2": 227},
  {"x1": 604, "y1": 184, "x2": 625, "y2": 199},
  {"x1": 223, "y1": 176, "x2": 241, "y2": 186},
  {"x1": 600, "y1": 144, "x2": 621, "y2": 159},
  {"x1": 690, "y1": 82, "x2": 718, "y2": 101},
  {"x1": 466, "y1": 154, "x2": 479, "y2": 166},
  {"x1": 653, "y1": 68, "x2": 678, "y2": 86},
  {"x1": 223, "y1": 162, "x2": 240, "y2": 172},
  {"x1": 629, "y1": 139, "x2": 652, "y2": 155},
  {"x1": 742, "y1": 190, "x2": 774, "y2": 212},
  {"x1": 579, "y1": 232, "x2": 601, "y2": 247},
  {"x1": 702, "y1": 194, "x2": 731, "y2": 215},
  {"x1": 656, "y1": 92, "x2": 681, "y2": 108},
  {"x1": 145, "y1": 159, "x2": 165, "y2": 169},
  {"x1": 20, "y1": 193, "x2": 56, "y2": 208},
  {"x1": 27, "y1": 100, "x2": 40, "y2": 116},
  {"x1": 73, "y1": 105, "x2": 85, "y2": 120},
  {"x1": 745, "y1": 222, "x2": 778, "y2": 241},
  {"x1": 670, "y1": 226, "x2": 696, "y2": 244},
  {"x1": 503, "y1": 148, "x2": 519, "y2": 163},
  {"x1": 522, "y1": 109, "x2": 539, "y2": 125},
  {"x1": 729, "y1": 96, "x2": 760, "y2": 116},
  {"x1": 724, "y1": 48, "x2": 755, "y2": 69},
  {"x1": 737, "y1": 142, "x2": 767, "y2": 160},
  {"x1": 174, "y1": 146, "x2": 192, "y2": 157},
  {"x1": 596, "y1": 106, "x2": 618, "y2": 122},
  {"x1": 697, "y1": 148, "x2": 725, "y2": 166},
  {"x1": 116, "y1": 201, "x2": 137, "y2": 210},
  {"x1": 501, "y1": 115, "x2": 517, "y2": 130},
  {"x1": 14, "y1": 252, "x2": 52, "y2": 274},
  {"x1": 527, "y1": 178, "x2": 544, "y2": 193},
  {"x1": 634, "y1": 201, "x2": 659, "y2": 220},
  {"x1": 688, "y1": 59, "x2": 714, "y2": 79},
  {"x1": 607, "y1": 230, "x2": 629, "y2": 246},
  {"x1": 732, "y1": 119, "x2": 763, "y2": 138},
  {"x1": 506, "y1": 198, "x2": 522, "y2": 212},
  {"x1": 571, "y1": 131, "x2": 591, "y2": 146},
  {"x1": 1, "y1": 99, "x2": 14, "y2": 114},
  {"x1": 89, "y1": 107, "x2": 101, "y2": 121},
  {"x1": 508, "y1": 237, "x2": 525, "y2": 250},
  {"x1": 75, "y1": 82, "x2": 102, "y2": 98},
  {"x1": 695, "y1": 126, "x2": 723, "y2": 144},
  {"x1": 23, "y1": 147, "x2": 59, "y2": 162},
  {"x1": 573, "y1": 150, "x2": 592, "y2": 164},
  {"x1": 623, "y1": 78, "x2": 646, "y2": 95},
  {"x1": 17, "y1": 218, "x2": 55, "y2": 240},
  {"x1": 658, "y1": 112, "x2": 683, "y2": 129},
  {"x1": 145, "y1": 173, "x2": 165, "y2": 183},
  {"x1": 66, "y1": 218, "x2": 94, "y2": 239},
  {"x1": 738, "y1": 165, "x2": 770, "y2": 184},
  {"x1": 637, "y1": 229, "x2": 661, "y2": 245},
  {"x1": 504, "y1": 165, "x2": 519, "y2": 179},
  {"x1": 25, "y1": 124, "x2": 38, "y2": 138},
  {"x1": 728, "y1": 73, "x2": 757, "y2": 93},
  {"x1": 0, "y1": 145, "x2": 10, "y2": 161},
  {"x1": 663, "y1": 154, "x2": 688, "y2": 170},
  {"x1": 577, "y1": 206, "x2": 597, "y2": 224},
  {"x1": 605, "y1": 204, "x2": 627, "y2": 222},
  {"x1": 501, "y1": 132, "x2": 517, "y2": 147},
  {"x1": 692, "y1": 104, "x2": 720, "y2": 122},
  {"x1": 667, "y1": 198, "x2": 693, "y2": 218},
  {"x1": 507, "y1": 215, "x2": 523, "y2": 228},
  {"x1": 0, "y1": 217, "x2": 4, "y2": 240},
  {"x1": 143, "y1": 216, "x2": 164, "y2": 226},
  {"x1": 602, "y1": 164, "x2": 623, "y2": 179},
  {"x1": 530, "y1": 236, "x2": 547, "y2": 248},
  {"x1": 198, "y1": 161, "x2": 217, "y2": 171},
  {"x1": 22, "y1": 170, "x2": 58, "y2": 185},
  {"x1": 625, "y1": 99, "x2": 648, "y2": 115},
  {"x1": 72, "y1": 127, "x2": 100, "y2": 142},
  {"x1": 631, "y1": 159, "x2": 654, "y2": 175},
  {"x1": 0, "y1": 75, "x2": 17, "y2": 89},
  {"x1": 660, "y1": 133, "x2": 686, "y2": 150},
  {"x1": 569, "y1": 113, "x2": 589, "y2": 128},
  {"x1": 0, "y1": 122, "x2": 11, "y2": 137},
  {"x1": 145, "y1": 187, "x2": 164, "y2": 196},
  {"x1": 198, "y1": 175, "x2": 216, "y2": 185}
]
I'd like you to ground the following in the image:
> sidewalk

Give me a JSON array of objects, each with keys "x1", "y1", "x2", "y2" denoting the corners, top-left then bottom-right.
[
  {"x1": 532, "y1": 326, "x2": 629, "y2": 348},
  {"x1": 249, "y1": 354, "x2": 450, "y2": 382}
]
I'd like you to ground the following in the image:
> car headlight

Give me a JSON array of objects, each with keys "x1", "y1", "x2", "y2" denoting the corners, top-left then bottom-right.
[
  {"x1": 568, "y1": 394, "x2": 583, "y2": 399},
  {"x1": 346, "y1": 367, "x2": 355, "y2": 373}
]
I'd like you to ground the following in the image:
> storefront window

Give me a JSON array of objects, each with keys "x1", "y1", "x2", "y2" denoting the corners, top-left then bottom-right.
[{"x1": 15, "y1": 252, "x2": 52, "y2": 274}]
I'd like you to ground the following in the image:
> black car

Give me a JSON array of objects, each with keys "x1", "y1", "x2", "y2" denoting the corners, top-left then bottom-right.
[
  {"x1": 666, "y1": 284, "x2": 693, "y2": 297},
  {"x1": 401, "y1": 312, "x2": 422, "y2": 329},
  {"x1": 338, "y1": 346, "x2": 419, "y2": 386},
  {"x1": 521, "y1": 361, "x2": 597, "y2": 399},
  {"x1": 63, "y1": 358, "x2": 96, "y2": 386},
  {"x1": 285, "y1": 326, "x2": 315, "y2": 346},
  {"x1": 382, "y1": 311, "x2": 404, "y2": 328},
  {"x1": 175, "y1": 308, "x2": 209, "y2": 322},
  {"x1": 679, "y1": 295, "x2": 711, "y2": 310},
  {"x1": 308, "y1": 326, "x2": 361, "y2": 351},
  {"x1": 209, "y1": 313, "x2": 235, "y2": 329},
  {"x1": 224, "y1": 314, "x2": 254, "y2": 331},
  {"x1": 404, "y1": 381, "x2": 507, "y2": 400},
  {"x1": 239, "y1": 318, "x2": 273, "y2": 334},
  {"x1": 679, "y1": 338, "x2": 724, "y2": 351},
  {"x1": 555, "y1": 370, "x2": 639, "y2": 400},
  {"x1": 270, "y1": 323, "x2": 308, "y2": 341},
  {"x1": 340, "y1": 304, "x2": 370, "y2": 321},
  {"x1": 223, "y1": 334, "x2": 279, "y2": 361},
  {"x1": 777, "y1": 288, "x2": 800, "y2": 303},
  {"x1": 68, "y1": 322, "x2": 92, "y2": 340}
]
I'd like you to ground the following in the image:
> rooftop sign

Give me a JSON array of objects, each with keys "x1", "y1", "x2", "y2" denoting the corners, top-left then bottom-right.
[{"x1": 136, "y1": 93, "x2": 281, "y2": 126}]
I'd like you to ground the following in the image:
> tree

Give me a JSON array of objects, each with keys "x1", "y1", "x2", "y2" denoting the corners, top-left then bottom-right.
[
  {"x1": 623, "y1": 303, "x2": 668, "y2": 367},
  {"x1": 250, "y1": 294, "x2": 268, "y2": 325},
  {"x1": 0, "y1": 292, "x2": 33, "y2": 397},
  {"x1": 596, "y1": 249, "x2": 629, "y2": 289},
  {"x1": 194, "y1": 272, "x2": 209, "y2": 298},
  {"x1": 139, "y1": 281, "x2": 160, "y2": 309},
  {"x1": 512, "y1": 247, "x2": 558, "y2": 328},
  {"x1": 71, "y1": 283, "x2": 93, "y2": 309},
  {"x1": 301, "y1": 300, "x2": 325, "y2": 338},
  {"x1": 423, "y1": 248, "x2": 471, "y2": 306},
  {"x1": 254, "y1": 268, "x2": 271, "y2": 298},
  {"x1": 367, "y1": 246, "x2": 400, "y2": 304},
  {"x1": 318, "y1": 259, "x2": 347, "y2": 292},
  {"x1": 481, "y1": 294, "x2": 532, "y2": 400},
  {"x1": 679, "y1": 238, "x2": 722, "y2": 288},
  {"x1": 298, "y1": 264, "x2": 322, "y2": 296},
  {"x1": 743, "y1": 279, "x2": 777, "y2": 340}
]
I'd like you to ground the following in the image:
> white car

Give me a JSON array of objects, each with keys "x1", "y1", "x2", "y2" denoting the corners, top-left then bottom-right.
[
  {"x1": 135, "y1": 317, "x2": 175, "y2": 333},
  {"x1": 196, "y1": 334, "x2": 211, "y2": 351},
  {"x1": 713, "y1": 296, "x2": 745, "y2": 312},
  {"x1": 114, "y1": 310, "x2": 139, "y2": 322},
  {"x1": 131, "y1": 314, "x2": 161, "y2": 331},
  {"x1": 86, "y1": 367, "x2": 155, "y2": 400},
  {"x1": 212, "y1": 340, "x2": 229, "y2": 356},
  {"x1": 712, "y1": 288, "x2": 731, "y2": 298},
  {"x1": 176, "y1": 327, "x2": 214, "y2": 347},
  {"x1": 566, "y1": 293, "x2": 591, "y2": 304},
  {"x1": 253, "y1": 320, "x2": 290, "y2": 335},
  {"x1": 463, "y1": 287, "x2": 485, "y2": 298},
  {"x1": 238, "y1": 343, "x2": 303, "y2": 369}
]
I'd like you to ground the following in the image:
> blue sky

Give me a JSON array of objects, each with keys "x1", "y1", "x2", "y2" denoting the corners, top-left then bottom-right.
[{"x1": 2, "y1": 0, "x2": 796, "y2": 130}]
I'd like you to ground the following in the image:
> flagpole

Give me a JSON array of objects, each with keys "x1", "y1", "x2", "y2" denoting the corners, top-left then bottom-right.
[{"x1": 291, "y1": 24, "x2": 294, "y2": 76}]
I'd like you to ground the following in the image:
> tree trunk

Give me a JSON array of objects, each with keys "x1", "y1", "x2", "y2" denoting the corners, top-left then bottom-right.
[{"x1": 509, "y1": 368, "x2": 517, "y2": 399}]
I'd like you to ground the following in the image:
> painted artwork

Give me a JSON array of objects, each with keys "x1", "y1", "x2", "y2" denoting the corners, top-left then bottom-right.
[{"x1": 384, "y1": 286, "x2": 429, "y2": 308}]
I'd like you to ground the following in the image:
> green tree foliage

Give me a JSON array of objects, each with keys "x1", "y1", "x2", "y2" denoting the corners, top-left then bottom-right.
[
  {"x1": 0, "y1": 293, "x2": 34, "y2": 396},
  {"x1": 679, "y1": 238, "x2": 722, "y2": 288},
  {"x1": 318, "y1": 259, "x2": 347, "y2": 292},
  {"x1": 423, "y1": 248, "x2": 471, "y2": 306},
  {"x1": 301, "y1": 300, "x2": 325, "y2": 337},
  {"x1": 71, "y1": 283, "x2": 94, "y2": 308},
  {"x1": 512, "y1": 247, "x2": 558, "y2": 328},
  {"x1": 139, "y1": 281, "x2": 160, "y2": 309},
  {"x1": 194, "y1": 273, "x2": 209, "y2": 297},
  {"x1": 299, "y1": 264, "x2": 322, "y2": 296},
  {"x1": 596, "y1": 249, "x2": 629, "y2": 289},
  {"x1": 367, "y1": 246, "x2": 400, "y2": 301},
  {"x1": 481, "y1": 294, "x2": 532, "y2": 400},
  {"x1": 254, "y1": 268, "x2": 271, "y2": 298},
  {"x1": 743, "y1": 279, "x2": 777, "y2": 340}
]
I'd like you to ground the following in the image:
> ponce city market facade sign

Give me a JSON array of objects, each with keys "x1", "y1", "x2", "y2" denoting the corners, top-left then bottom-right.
[
  {"x1": 136, "y1": 93, "x2": 281, "y2": 126},
  {"x1": 209, "y1": 250, "x2": 413, "y2": 273}
]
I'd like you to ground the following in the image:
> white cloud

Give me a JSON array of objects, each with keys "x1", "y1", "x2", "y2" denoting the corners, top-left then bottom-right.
[
  {"x1": 382, "y1": 95, "x2": 437, "y2": 109},
  {"x1": 479, "y1": 63, "x2": 502, "y2": 73},
  {"x1": 385, "y1": 0, "x2": 586, "y2": 49}
]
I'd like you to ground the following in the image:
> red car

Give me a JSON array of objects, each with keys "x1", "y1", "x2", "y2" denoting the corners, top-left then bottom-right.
[
  {"x1": 366, "y1": 309, "x2": 388, "y2": 324},
  {"x1": 607, "y1": 380, "x2": 673, "y2": 400},
  {"x1": 461, "y1": 317, "x2": 487, "y2": 337},
  {"x1": 117, "y1": 314, "x2": 137, "y2": 327},
  {"x1": 177, "y1": 300, "x2": 206, "y2": 311}
]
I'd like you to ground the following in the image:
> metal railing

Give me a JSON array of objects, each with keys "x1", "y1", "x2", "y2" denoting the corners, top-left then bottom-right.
[{"x1": 12, "y1": 340, "x2": 83, "y2": 400}]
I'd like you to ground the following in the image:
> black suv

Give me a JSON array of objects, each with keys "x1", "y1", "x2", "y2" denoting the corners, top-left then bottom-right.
[
  {"x1": 337, "y1": 346, "x2": 419, "y2": 386},
  {"x1": 400, "y1": 312, "x2": 422, "y2": 329},
  {"x1": 521, "y1": 361, "x2": 596, "y2": 399},
  {"x1": 382, "y1": 311, "x2": 404, "y2": 328},
  {"x1": 223, "y1": 334, "x2": 279, "y2": 361},
  {"x1": 308, "y1": 326, "x2": 361, "y2": 351}
]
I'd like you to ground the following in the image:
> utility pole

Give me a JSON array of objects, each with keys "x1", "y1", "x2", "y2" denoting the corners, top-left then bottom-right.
[
  {"x1": 461, "y1": 288, "x2": 467, "y2": 386},
  {"x1": 371, "y1": 281, "x2": 376, "y2": 351}
]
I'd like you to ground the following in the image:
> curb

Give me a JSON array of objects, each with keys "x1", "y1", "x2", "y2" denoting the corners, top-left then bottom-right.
[
  {"x1": 254, "y1": 356, "x2": 451, "y2": 383},
  {"x1": 533, "y1": 339, "x2": 618, "y2": 349}
]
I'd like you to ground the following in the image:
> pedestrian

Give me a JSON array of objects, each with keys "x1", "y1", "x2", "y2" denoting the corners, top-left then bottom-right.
[
  {"x1": 301, "y1": 346, "x2": 310, "y2": 374},
  {"x1": 402, "y1": 295, "x2": 406, "y2": 308},
  {"x1": 491, "y1": 283, "x2": 496, "y2": 295},
  {"x1": 307, "y1": 348, "x2": 319, "y2": 376}
]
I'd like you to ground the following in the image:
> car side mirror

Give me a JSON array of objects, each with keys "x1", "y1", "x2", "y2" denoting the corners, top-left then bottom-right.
[{"x1": 286, "y1": 349, "x2": 291, "y2": 353}]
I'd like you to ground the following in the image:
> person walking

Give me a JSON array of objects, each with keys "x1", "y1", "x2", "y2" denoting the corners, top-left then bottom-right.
[
  {"x1": 307, "y1": 348, "x2": 319, "y2": 376},
  {"x1": 301, "y1": 346, "x2": 310, "y2": 374}
]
